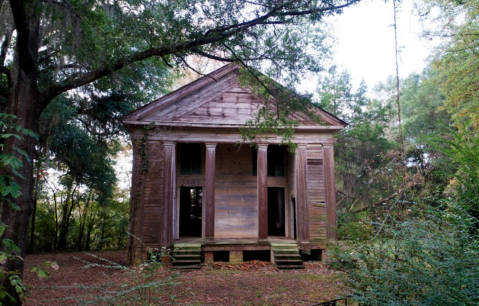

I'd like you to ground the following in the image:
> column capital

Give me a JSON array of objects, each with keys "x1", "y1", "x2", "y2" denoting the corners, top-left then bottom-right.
[
  {"x1": 205, "y1": 142, "x2": 217, "y2": 149},
  {"x1": 256, "y1": 143, "x2": 269, "y2": 149},
  {"x1": 163, "y1": 141, "x2": 176, "y2": 147}
]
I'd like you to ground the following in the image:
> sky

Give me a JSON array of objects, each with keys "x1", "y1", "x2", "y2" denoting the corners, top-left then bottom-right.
[{"x1": 327, "y1": 0, "x2": 433, "y2": 90}]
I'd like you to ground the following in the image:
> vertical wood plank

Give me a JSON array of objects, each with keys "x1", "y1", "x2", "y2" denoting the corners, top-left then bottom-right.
[
  {"x1": 204, "y1": 143, "x2": 217, "y2": 239},
  {"x1": 296, "y1": 145, "x2": 310, "y2": 243},
  {"x1": 257, "y1": 144, "x2": 268, "y2": 240},
  {"x1": 323, "y1": 144, "x2": 337, "y2": 242},
  {"x1": 162, "y1": 141, "x2": 175, "y2": 245}
]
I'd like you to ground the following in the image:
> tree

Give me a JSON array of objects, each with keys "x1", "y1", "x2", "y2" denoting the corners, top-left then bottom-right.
[
  {"x1": 0, "y1": 0, "x2": 360, "y2": 302},
  {"x1": 315, "y1": 68, "x2": 394, "y2": 220},
  {"x1": 420, "y1": 0, "x2": 479, "y2": 132}
]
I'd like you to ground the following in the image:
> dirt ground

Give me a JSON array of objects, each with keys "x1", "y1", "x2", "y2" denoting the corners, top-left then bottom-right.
[{"x1": 24, "y1": 250, "x2": 344, "y2": 305}]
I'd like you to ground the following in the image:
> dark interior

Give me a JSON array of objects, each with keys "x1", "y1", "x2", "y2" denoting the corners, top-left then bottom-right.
[
  {"x1": 268, "y1": 187, "x2": 285, "y2": 236},
  {"x1": 243, "y1": 250, "x2": 271, "y2": 262},
  {"x1": 179, "y1": 187, "x2": 202, "y2": 237}
]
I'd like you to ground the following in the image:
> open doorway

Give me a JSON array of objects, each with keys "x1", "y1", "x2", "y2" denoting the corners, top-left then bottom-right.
[
  {"x1": 268, "y1": 187, "x2": 285, "y2": 236},
  {"x1": 179, "y1": 187, "x2": 202, "y2": 237}
]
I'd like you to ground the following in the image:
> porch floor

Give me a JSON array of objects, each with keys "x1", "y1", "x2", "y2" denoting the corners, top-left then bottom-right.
[{"x1": 175, "y1": 236, "x2": 296, "y2": 245}]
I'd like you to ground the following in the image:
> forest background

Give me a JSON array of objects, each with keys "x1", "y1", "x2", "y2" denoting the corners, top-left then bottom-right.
[{"x1": 1, "y1": 0, "x2": 479, "y2": 304}]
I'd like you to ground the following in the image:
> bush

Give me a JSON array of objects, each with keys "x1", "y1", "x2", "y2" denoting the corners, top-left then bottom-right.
[{"x1": 333, "y1": 208, "x2": 479, "y2": 305}]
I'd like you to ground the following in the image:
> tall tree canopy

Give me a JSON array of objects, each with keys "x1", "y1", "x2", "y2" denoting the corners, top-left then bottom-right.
[{"x1": 0, "y1": 0, "x2": 359, "y2": 303}]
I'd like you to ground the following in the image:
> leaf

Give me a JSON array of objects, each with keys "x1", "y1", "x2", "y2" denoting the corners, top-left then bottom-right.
[
  {"x1": 2, "y1": 239, "x2": 21, "y2": 253},
  {"x1": 21, "y1": 129, "x2": 39, "y2": 140},
  {"x1": 9, "y1": 203, "x2": 20, "y2": 211},
  {"x1": 0, "y1": 134, "x2": 22, "y2": 140},
  {"x1": 50, "y1": 262, "x2": 60, "y2": 270},
  {"x1": 0, "y1": 253, "x2": 8, "y2": 265},
  {"x1": 0, "y1": 223, "x2": 5, "y2": 236},
  {"x1": 15, "y1": 285, "x2": 22, "y2": 293},
  {"x1": 38, "y1": 270, "x2": 49, "y2": 279},
  {"x1": 13, "y1": 147, "x2": 31, "y2": 162}
]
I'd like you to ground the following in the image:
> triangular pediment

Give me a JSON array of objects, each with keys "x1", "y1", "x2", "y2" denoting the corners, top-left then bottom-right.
[{"x1": 122, "y1": 64, "x2": 347, "y2": 128}]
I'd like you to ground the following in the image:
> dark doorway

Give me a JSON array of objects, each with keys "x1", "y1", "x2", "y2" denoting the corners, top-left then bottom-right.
[
  {"x1": 268, "y1": 187, "x2": 285, "y2": 236},
  {"x1": 179, "y1": 187, "x2": 202, "y2": 237}
]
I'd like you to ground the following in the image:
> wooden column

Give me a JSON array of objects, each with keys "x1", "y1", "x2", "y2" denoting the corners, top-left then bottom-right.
[
  {"x1": 257, "y1": 144, "x2": 268, "y2": 240},
  {"x1": 296, "y1": 145, "x2": 310, "y2": 244},
  {"x1": 204, "y1": 143, "x2": 216, "y2": 240},
  {"x1": 323, "y1": 144, "x2": 337, "y2": 242},
  {"x1": 162, "y1": 141, "x2": 176, "y2": 246}
]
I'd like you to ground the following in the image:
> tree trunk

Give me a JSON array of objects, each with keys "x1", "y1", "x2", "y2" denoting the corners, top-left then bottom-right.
[
  {"x1": 58, "y1": 187, "x2": 77, "y2": 250},
  {"x1": 0, "y1": 2, "x2": 41, "y2": 303},
  {"x1": 29, "y1": 161, "x2": 41, "y2": 253}
]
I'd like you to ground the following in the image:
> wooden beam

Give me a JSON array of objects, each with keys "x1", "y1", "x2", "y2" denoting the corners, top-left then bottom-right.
[
  {"x1": 323, "y1": 144, "x2": 337, "y2": 242},
  {"x1": 257, "y1": 144, "x2": 268, "y2": 240},
  {"x1": 162, "y1": 141, "x2": 176, "y2": 245},
  {"x1": 296, "y1": 145, "x2": 310, "y2": 243},
  {"x1": 204, "y1": 143, "x2": 217, "y2": 240}
]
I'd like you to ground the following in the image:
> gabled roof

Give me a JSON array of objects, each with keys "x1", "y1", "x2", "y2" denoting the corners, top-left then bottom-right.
[{"x1": 122, "y1": 64, "x2": 347, "y2": 131}]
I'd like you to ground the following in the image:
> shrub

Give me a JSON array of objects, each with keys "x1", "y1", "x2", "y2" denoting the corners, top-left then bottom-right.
[{"x1": 333, "y1": 208, "x2": 479, "y2": 305}]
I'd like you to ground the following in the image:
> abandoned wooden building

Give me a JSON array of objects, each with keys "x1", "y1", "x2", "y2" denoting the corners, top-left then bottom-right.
[{"x1": 122, "y1": 64, "x2": 346, "y2": 268}]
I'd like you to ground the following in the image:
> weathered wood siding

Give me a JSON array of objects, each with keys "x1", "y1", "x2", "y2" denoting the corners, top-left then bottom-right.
[
  {"x1": 144, "y1": 72, "x2": 240, "y2": 123},
  {"x1": 140, "y1": 141, "x2": 165, "y2": 244},
  {"x1": 307, "y1": 145, "x2": 327, "y2": 246},
  {"x1": 175, "y1": 86, "x2": 263, "y2": 125},
  {"x1": 214, "y1": 144, "x2": 258, "y2": 238}
]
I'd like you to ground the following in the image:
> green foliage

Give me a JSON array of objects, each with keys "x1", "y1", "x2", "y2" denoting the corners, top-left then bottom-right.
[
  {"x1": 30, "y1": 186, "x2": 130, "y2": 252},
  {"x1": 316, "y1": 68, "x2": 395, "y2": 220},
  {"x1": 421, "y1": 0, "x2": 479, "y2": 132},
  {"x1": 432, "y1": 126, "x2": 479, "y2": 229},
  {"x1": 0, "y1": 113, "x2": 39, "y2": 304},
  {"x1": 333, "y1": 208, "x2": 479, "y2": 305}
]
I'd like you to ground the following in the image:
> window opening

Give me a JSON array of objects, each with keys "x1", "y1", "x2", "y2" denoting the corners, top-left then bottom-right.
[
  {"x1": 180, "y1": 143, "x2": 202, "y2": 175},
  {"x1": 252, "y1": 145, "x2": 285, "y2": 177}
]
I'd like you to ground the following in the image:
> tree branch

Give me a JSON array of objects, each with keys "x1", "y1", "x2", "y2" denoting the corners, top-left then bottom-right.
[
  {"x1": 191, "y1": 49, "x2": 235, "y2": 62},
  {"x1": 222, "y1": 43, "x2": 279, "y2": 115},
  {"x1": 179, "y1": 56, "x2": 219, "y2": 82},
  {"x1": 38, "y1": 0, "x2": 359, "y2": 112},
  {"x1": 39, "y1": 19, "x2": 255, "y2": 110}
]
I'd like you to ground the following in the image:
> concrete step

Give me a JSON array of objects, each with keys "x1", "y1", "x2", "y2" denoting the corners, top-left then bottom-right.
[
  {"x1": 274, "y1": 254, "x2": 302, "y2": 260},
  {"x1": 272, "y1": 244, "x2": 304, "y2": 270},
  {"x1": 172, "y1": 244, "x2": 202, "y2": 269},
  {"x1": 273, "y1": 249, "x2": 302, "y2": 254},
  {"x1": 270, "y1": 244, "x2": 298, "y2": 249},
  {"x1": 276, "y1": 264, "x2": 305, "y2": 269},
  {"x1": 172, "y1": 265, "x2": 201, "y2": 270},
  {"x1": 174, "y1": 250, "x2": 201, "y2": 255}
]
